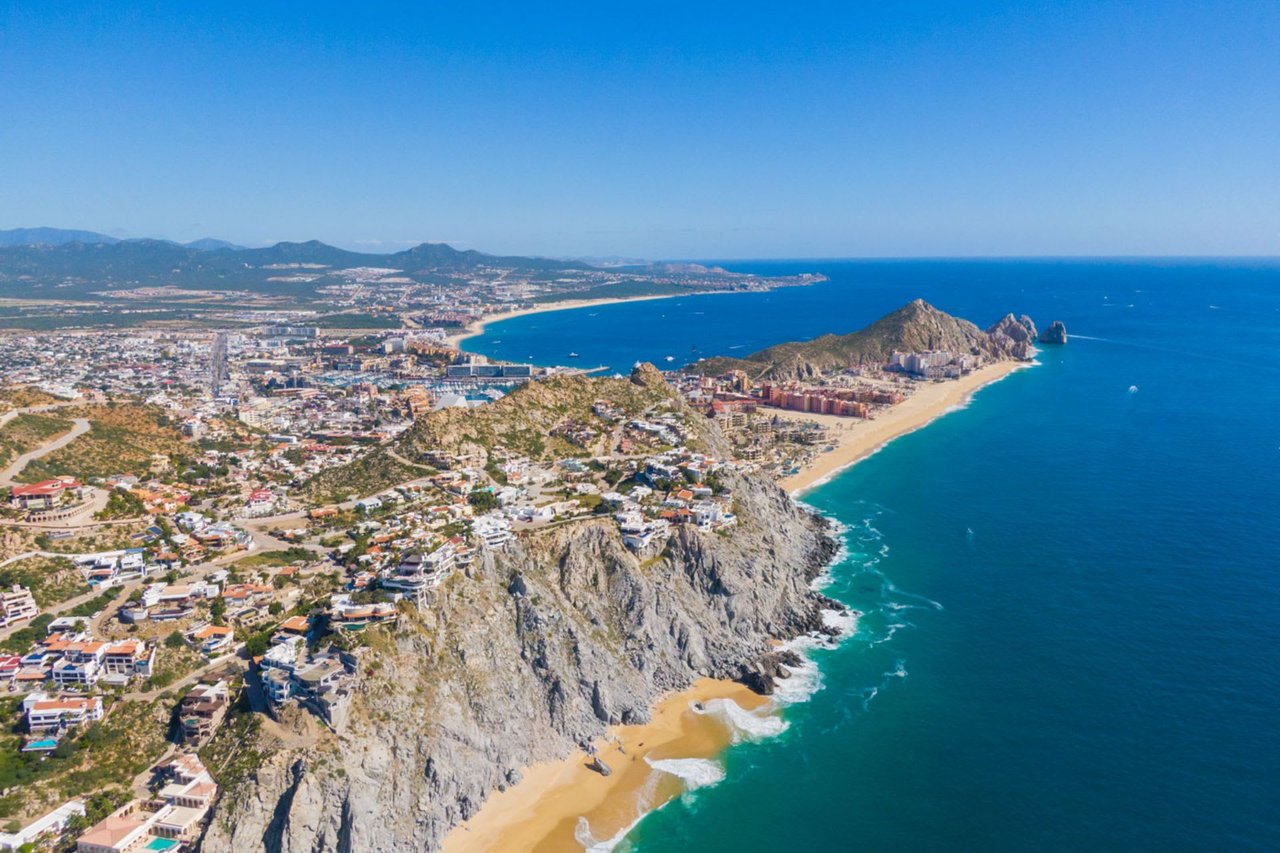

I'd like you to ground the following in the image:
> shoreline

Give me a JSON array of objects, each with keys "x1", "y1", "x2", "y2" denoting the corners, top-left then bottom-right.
[
  {"x1": 439, "y1": 678, "x2": 768, "y2": 853},
  {"x1": 443, "y1": 293, "x2": 684, "y2": 352},
  {"x1": 438, "y1": 357, "x2": 1031, "y2": 853},
  {"x1": 778, "y1": 359, "x2": 1030, "y2": 495}
]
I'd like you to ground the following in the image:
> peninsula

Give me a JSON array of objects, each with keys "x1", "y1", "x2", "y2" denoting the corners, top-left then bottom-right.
[{"x1": 0, "y1": 283, "x2": 1035, "y2": 853}]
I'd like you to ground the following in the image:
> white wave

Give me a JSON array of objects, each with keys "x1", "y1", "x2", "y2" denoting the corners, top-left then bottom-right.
[
  {"x1": 776, "y1": 659, "x2": 822, "y2": 704},
  {"x1": 885, "y1": 580, "x2": 944, "y2": 610},
  {"x1": 645, "y1": 756, "x2": 726, "y2": 791},
  {"x1": 868, "y1": 622, "x2": 909, "y2": 646},
  {"x1": 576, "y1": 815, "x2": 642, "y2": 853},
  {"x1": 694, "y1": 697, "x2": 790, "y2": 742},
  {"x1": 821, "y1": 606, "x2": 859, "y2": 637}
]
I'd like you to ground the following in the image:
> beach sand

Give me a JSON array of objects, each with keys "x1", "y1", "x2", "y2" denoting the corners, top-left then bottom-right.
[
  {"x1": 439, "y1": 678, "x2": 767, "y2": 853},
  {"x1": 778, "y1": 360, "x2": 1028, "y2": 495},
  {"x1": 444, "y1": 294, "x2": 677, "y2": 351},
  {"x1": 439, "y1": 360, "x2": 1029, "y2": 852}
]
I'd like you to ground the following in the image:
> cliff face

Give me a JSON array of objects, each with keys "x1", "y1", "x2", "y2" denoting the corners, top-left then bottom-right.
[
  {"x1": 687, "y1": 299, "x2": 1038, "y2": 380},
  {"x1": 202, "y1": 472, "x2": 838, "y2": 853}
]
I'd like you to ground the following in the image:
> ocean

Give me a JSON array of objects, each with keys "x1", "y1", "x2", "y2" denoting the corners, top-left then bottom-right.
[{"x1": 468, "y1": 260, "x2": 1280, "y2": 851}]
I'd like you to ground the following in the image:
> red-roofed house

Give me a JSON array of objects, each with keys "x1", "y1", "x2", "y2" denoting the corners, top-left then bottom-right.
[{"x1": 9, "y1": 477, "x2": 81, "y2": 510}]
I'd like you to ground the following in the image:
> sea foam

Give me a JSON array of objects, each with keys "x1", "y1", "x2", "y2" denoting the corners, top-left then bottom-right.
[
  {"x1": 694, "y1": 697, "x2": 789, "y2": 742},
  {"x1": 645, "y1": 756, "x2": 726, "y2": 791}
]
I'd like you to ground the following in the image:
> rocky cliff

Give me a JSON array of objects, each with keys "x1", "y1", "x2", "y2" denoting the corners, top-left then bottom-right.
[
  {"x1": 201, "y1": 471, "x2": 839, "y2": 852},
  {"x1": 686, "y1": 299, "x2": 1038, "y2": 380}
]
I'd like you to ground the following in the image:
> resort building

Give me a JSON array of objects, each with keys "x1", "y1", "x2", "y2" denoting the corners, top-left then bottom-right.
[
  {"x1": 76, "y1": 755, "x2": 218, "y2": 852},
  {"x1": 8, "y1": 477, "x2": 82, "y2": 511},
  {"x1": 24, "y1": 694, "x2": 105, "y2": 733}
]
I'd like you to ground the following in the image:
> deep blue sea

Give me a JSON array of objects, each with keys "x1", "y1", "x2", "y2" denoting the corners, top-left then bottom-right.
[{"x1": 471, "y1": 260, "x2": 1280, "y2": 851}]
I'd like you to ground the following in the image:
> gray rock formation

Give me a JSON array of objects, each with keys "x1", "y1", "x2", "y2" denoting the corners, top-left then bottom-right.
[
  {"x1": 986, "y1": 313, "x2": 1038, "y2": 361},
  {"x1": 201, "y1": 471, "x2": 839, "y2": 852},
  {"x1": 1039, "y1": 320, "x2": 1067, "y2": 344}
]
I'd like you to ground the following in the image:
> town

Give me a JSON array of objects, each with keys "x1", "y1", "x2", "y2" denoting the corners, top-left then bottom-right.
[{"x1": 0, "y1": 283, "x2": 1004, "y2": 853}]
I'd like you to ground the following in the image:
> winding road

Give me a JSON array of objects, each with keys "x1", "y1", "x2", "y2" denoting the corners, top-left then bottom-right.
[{"x1": 0, "y1": 416, "x2": 91, "y2": 486}]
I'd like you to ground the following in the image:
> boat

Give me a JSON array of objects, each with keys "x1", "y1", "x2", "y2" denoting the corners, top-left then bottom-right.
[
  {"x1": 664, "y1": 355, "x2": 675, "y2": 362},
  {"x1": 568, "y1": 352, "x2": 580, "y2": 358}
]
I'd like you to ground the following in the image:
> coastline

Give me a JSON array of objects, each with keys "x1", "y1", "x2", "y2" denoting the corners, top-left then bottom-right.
[
  {"x1": 437, "y1": 358, "x2": 1029, "y2": 853},
  {"x1": 778, "y1": 360, "x2": 1030, "y2": 495},
  {"x1": 439, "y1": 679, "x2": 768, "y2": 853},
  {"x1": 443, "y1": 293, "x2": 681, "y2": 351}
]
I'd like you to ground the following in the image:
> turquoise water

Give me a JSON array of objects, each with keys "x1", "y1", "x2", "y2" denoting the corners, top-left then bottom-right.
[{"x1": 473, "y1": 261, "x2": 1280, "y2": 850}]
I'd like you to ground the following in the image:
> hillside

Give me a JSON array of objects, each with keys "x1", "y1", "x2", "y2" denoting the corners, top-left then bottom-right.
[
  {"x1": 15, "y1": 403, "x2": 187, "y2": 482},
  {"x1": 205, "y1": 470, "x2": 839, "y2": 853},
  {"x1": 304, "y1": 363, "x2": 697, "y2": 502},
  {"x1": 688, "y1": 299, "x2": 1037, "y2": 379}
]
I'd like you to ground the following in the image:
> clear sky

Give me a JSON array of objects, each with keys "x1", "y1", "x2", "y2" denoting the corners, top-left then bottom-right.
[{"x1": 2, "y1": 1, "x2": 1278, "y2": 258}]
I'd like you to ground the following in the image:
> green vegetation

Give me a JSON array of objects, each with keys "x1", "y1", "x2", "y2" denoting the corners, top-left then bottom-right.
[
  {"x1": 0, "y1": 698, "x2": 169, "y2": 820},
  {"x1": 200, "y1": 692, "x2": 265, "y2": 810},
  {"x1": 18, "y1": 403, "x2": 187, "y2": 482},
  {"x1": 0, "y1": 386, "x2": 64, "y2": 410},
  {"x1": 0, "y1": 613, "x2": 53, "y2": 654},
  {"x1": 237, "y1": 547, "x2": 314, "y2": 569},
  {"x1": 302, "y1": 448, "x2": 422, "y2": 504},
  {"x1": 65, "y1": 590, "x2": 118, "y2": 619},
  {"x1": 145, "y1": 644, "x2": 204, "y2": 691},
  {"x1": 305, "y1": 367, "x2": 691, "y2": 501},
  {"x1": 0, "y1": 412, "x2": 74, "y2": 469},
  {"x1": 94, "y1": 488, "x2": 147, "y2": 520},
  {"x1": 0, "y1": 556, "x2": 87, "y2": 608}
]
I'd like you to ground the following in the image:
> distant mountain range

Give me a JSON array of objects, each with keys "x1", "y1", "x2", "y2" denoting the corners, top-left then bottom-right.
[
  {"x1": 0, "y1": 229, "x2": 594, "y2": 297},
  {"x1": 0, "y1": 227, "x2": 244, "y2": 251}
]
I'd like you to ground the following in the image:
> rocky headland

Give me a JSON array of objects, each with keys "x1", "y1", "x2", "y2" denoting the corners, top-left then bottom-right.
[{"x1": 201, "y1": 372, "x2": 843, "y2": 852}]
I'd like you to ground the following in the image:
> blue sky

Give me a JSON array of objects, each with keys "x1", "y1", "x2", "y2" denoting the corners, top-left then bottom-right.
[{"x1": 1, "y1": 1, "x2": 1278, "y2": 258}]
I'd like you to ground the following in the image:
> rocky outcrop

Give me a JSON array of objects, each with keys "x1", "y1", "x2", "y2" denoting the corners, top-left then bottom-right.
[
  {"x1": 686, "y1": 300, "x2": 1039, "y2": 379},
  {"x1": 1039, "y1": 320, "x2": 1067, "y2": 344},
  {"x1": 202, "y1": 471, "x2": 839, "y2": 853},
  {"x1": 986, "y1": 313, "x2": 1038, "y2": 361}
]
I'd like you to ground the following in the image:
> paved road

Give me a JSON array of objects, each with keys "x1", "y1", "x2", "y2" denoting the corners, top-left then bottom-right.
[
  {"x1": 0, "y1": 400, "x2": 79, "y2": 429},
  {"x1": 0, "y1": 417, "x2": 91, "y2": 486}
]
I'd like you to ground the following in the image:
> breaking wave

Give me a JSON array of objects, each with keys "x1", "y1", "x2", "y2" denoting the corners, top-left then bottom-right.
[
  {"x1": 645, "y1": 756, "x2": 726, "y2": 791},
  {"x1": 694, "y1": 697, "x2": 790, "y2": 742}
]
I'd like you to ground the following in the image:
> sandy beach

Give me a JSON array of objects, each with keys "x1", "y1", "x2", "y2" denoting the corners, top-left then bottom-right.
[
  {"x1": 437, "y1": 359, "x2": 1029, "y2": 852},
  {"x1": 777, "y1": 360, "x2": 1029, "y2": 495},
  {"x1": 444, "y1": 294, "x2": 679, "y2": 351},
  {"x1": 439, "y1": 678, "x2": 767, "y2": 853}
]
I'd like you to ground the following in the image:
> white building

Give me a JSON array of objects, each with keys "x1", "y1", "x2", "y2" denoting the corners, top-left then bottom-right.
[
  {"x1": 24, "y1": 693, "x2": 105, "y2": 732},
  {"x1": 0, "y1": 585, "x2": 38, "y2": 629},
  {"x1": 472, "y1": 513, "x2": 513, "y2": 548}
]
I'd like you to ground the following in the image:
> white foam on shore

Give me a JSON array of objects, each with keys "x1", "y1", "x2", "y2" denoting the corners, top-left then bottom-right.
[
  {"x1": 694, "y1": 697, "x2": 790, "y2": 742},
  {"x1": 645, "y1": 756, "x2": 726, "y2": 791},
  {"x1": 576, "y1": 815, "x2": 642, "y2": 853}
]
